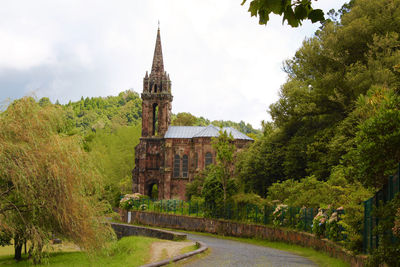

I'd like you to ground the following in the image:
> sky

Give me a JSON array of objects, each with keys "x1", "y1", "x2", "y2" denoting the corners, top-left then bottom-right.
[{"x1": 0, "y1": 0, "x2": 348, "y2": 129}]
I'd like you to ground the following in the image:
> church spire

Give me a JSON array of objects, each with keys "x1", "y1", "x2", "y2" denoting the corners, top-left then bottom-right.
[{"x1": 151, "y1": 25, "x2": 164, "y2": 75}]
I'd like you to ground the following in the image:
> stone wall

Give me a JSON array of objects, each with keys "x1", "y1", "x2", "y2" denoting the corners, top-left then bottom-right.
[
  {"x1": 111, "y1": 222, "x2": 186, "y2": 241},
  {"x1": 120, "y1": 209, "x2": 366, "y2": 267}
]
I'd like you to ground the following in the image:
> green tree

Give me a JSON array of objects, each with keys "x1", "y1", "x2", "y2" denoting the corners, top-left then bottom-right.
[
  {"x1": 211, "y1": 130, "x2": 237, "y2": 203},
  {"x1": 88, "y1": 125, "x2": 142, "y2": 206},
  {"x1": 171, "y1": 112, "x2": 198, "y2": 126},
  {"x1": 0, "y1": 98, "x2": 113, "y2": 262}
]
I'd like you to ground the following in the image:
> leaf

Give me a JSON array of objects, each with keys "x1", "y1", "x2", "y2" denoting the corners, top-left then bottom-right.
[
  {"x1": 266, "y1": 0, "x2": 284, "y2": 15},
  {"x1": 294, "y1": 5, "x2": 308, "y2": 20},
  {"x1": 283, "y1": 6, "x2": 299, "y2": 27},
  {"x1": 258, "y1": 9, "x2": 270, "y2": 25},
  {"x1": 249, "y1": 1, "x2": 262, "y2": 17},
  {"x1": 308, "y1": 9, "x2": 325, "y2": 23}
]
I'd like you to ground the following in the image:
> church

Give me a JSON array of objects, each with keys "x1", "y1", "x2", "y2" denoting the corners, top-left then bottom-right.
[{"x1": 132, "y1": 27, "x2": 253, "y2": 200}]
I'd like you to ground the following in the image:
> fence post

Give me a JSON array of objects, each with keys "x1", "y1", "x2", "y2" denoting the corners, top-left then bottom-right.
[
  {"x1": 188, "y1": 201, "x2": 191, "y2": 216},
  {"x1": 255, "y1": 205, "x2": 258, "y2": 223},
  {"x1": 263, "y1": 205, "x2": 267, "y2": 224},
  {"x1": 181, "y1": 200, "x2": 183, "y2": 215},
  {"x1": 174, "y1": 200, "x2": 176, "y2": 214}
]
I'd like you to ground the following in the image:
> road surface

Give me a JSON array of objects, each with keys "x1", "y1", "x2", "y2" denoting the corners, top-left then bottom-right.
[{"x1": 183, "y1": 232, "x2": 317, "y2": 267}]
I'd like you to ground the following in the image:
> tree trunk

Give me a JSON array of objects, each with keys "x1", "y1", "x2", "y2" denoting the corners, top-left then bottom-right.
[{"x1": 14, "y1": 242, "x2": 23, "y2": 261}]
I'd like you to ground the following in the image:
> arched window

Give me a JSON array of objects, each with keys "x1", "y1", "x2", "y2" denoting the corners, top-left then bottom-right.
[
  {"x1": 182, "y1": 155, "x2": 188, "y2": 178},
  {"x1": 152, "y1": 103, "x2": 158, "y2": 136},
  {"x1": 194, "y1": 153, "x2": 198, "y2": 169},
  {"x1": 205, "y1": 152, "x2": 213, "y2": 167},
  {"x1": 154, "y1": 84, "x2": 158, "y2": 93},
  {"x1": 173, "y1": 154, "x2": 180, "y2": 178}
]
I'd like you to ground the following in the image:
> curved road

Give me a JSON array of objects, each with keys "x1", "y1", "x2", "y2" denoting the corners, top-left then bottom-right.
[{"x1": 183, "y1": 233, "x2": 316, "y2": 267}]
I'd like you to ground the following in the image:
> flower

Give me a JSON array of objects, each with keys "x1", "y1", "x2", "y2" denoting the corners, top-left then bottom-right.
[{"x1": 328, "y1": 212, "x2": 338, "y2": 223}]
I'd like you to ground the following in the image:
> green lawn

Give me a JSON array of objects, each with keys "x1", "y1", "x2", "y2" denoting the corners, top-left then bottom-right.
[{"x1": 0, "y1": 236, "x2": 157, "y2": 267}]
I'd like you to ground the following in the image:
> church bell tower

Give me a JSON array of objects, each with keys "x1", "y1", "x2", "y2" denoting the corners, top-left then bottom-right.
[{"x1": 141, "y1": 26, "x2": 173, "y2": 137}]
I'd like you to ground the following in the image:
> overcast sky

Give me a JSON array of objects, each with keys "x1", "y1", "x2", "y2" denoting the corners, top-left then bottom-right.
[{"x1": 0, "y1": 0, "x2": 348, "y2": 128}]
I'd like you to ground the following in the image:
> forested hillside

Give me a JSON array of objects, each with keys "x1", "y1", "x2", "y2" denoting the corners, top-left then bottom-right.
[{"x1": 35, "y1": 90, "x2": 260, "y2": 205}]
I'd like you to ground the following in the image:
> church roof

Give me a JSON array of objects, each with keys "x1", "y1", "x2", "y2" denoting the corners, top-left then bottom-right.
[{"x1": 164, "y1": 125, "x2": 253, "y2": 140}]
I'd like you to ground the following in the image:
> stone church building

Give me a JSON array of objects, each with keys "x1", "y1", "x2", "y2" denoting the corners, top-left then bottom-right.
[{"x1": 132, "y1": 28, "x2": 253, "y2": 200}]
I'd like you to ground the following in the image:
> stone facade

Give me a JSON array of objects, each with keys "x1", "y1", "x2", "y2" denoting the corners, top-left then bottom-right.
[{"x1": 132, "y1": 28, "x2": 253, "y2": 200}]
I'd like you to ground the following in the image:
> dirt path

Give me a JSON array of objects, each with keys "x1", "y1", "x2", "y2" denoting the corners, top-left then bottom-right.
[{"x1": 149, "y1": 240, "x2": 195, "y2": 263}]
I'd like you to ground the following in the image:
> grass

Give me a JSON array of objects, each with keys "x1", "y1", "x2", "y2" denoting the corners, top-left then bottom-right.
[
  {"x1": 0, "y1": 236, "x2": 158, "y2": 267},
  {"x1": 179, "y1": 243, "x2": 198, "y2": 254}
]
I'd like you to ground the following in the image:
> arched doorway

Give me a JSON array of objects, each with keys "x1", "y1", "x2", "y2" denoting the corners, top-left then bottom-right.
[{"x1": 147, "y1": 182, "x2": 158, "y2": 200}]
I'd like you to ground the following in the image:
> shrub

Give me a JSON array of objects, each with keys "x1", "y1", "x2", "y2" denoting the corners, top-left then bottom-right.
[
  {"x1": 119, "y1": 193, "x2": 146, "y2": 210},
  {"x1": 273, "y1": 204, "x2": 288, "y2": 227},
  {"x1": 312, "y1": 208, "x2": 327, "y2": 237}
]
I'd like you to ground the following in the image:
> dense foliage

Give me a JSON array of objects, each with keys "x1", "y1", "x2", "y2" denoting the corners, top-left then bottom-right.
[
  {"x1": 234, "y1": 0, "x2": 400, "y2": 254},
  {"x1": 238, "y1": 0, "x2": 400, "y2": 195},
  {"x1": 0, "y1": 98, "x2": 114, "y2": 263},
  {"x1": 241, "y1": 0, "x2": 327, "y2": 27}
]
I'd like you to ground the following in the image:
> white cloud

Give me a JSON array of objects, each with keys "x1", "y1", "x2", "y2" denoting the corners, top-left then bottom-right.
[{"x1": 0, "y1": 0, "x2": 349, "y2": 128}]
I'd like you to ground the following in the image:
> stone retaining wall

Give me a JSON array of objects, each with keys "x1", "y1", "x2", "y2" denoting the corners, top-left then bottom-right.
[
  {"x1": 119, "y1": 209, "x2": 366, "y2": 267},
  {"x1": 111, "y1": 222, "x2": 186, "y2": 241}
]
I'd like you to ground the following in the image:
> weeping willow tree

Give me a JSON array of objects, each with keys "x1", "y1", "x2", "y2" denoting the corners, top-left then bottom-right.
[{"x1": 0, "y1": 97, "x2": 114, "y2": 263}]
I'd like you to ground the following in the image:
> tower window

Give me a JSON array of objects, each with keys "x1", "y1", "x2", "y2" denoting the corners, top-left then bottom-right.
[
  {"x1": 152, "y1": 103, "x2": 158, "y2": 136},
  {"x1": 205, "y1": 152, "x2": 213, "y2": 167},
  {"x1": 154, "y1": 84, "x2": 158, "y2": 93},
  {"x1": 182, "y1": 155, "x2": 188, "y2": 178},
  {"x1": 173, "y1": 154, "x2": 180, "y2": 178}
]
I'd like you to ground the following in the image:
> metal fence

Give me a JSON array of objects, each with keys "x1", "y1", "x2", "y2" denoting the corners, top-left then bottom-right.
[
  {"x1": 124, "y1": 198, "x2": 345, "y2": 242},
  {"x1": 363, "y1": 163, "x2": 400, "y2": 253}
]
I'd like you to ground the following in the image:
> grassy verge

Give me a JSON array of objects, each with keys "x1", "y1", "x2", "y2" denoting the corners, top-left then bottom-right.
[
  {"x1": 0, "y1": 236, "x2": 157, "y2": 267},
  {"x1": 179, "y1": 243, "x2": 199, "y2": 254}
]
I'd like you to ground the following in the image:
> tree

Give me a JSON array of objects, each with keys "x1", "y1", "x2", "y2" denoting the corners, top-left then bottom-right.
[
  {"x1": 171, "y1": 112, "x2": 198, "y2": 126},
  {"x1": 241, "y1": 0, "x2": 327, "y2": 27},
  {"x1": 211, "y1": 130, "x2": 236, "y2": 203},
  {"x1": 346, "y1": 86, "x2": 400, "y2": 188},
  {"x1": 0, "y1": 98, "x2": 113, "y2": 263},
  {"x1": 88, "y1": 125, "x2": 142, "y2": 206}
]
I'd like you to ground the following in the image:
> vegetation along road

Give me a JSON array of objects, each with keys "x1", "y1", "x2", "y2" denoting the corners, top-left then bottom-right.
[{"x1": 183, "y1": 233, "x2": 316, "y2": 267}]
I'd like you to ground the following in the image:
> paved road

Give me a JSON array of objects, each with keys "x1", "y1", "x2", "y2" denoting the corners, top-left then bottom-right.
[{"x1": 183, "y1": 233, "x2": 317, "y2": 267}]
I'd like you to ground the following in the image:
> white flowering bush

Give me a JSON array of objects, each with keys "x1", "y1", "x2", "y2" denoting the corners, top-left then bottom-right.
[
  {"x1": 326, "y1": 206, "x2": 344, "y2": 241},
  {"x1": 119, "y1": 193, "x2": 145, "y2": 210},
  {"x1": 273, "y1": 204, "x2": 288, "y2": 226},
  {"x1": 312, "y1": 208, "x2": 327, "y2": 237}
]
